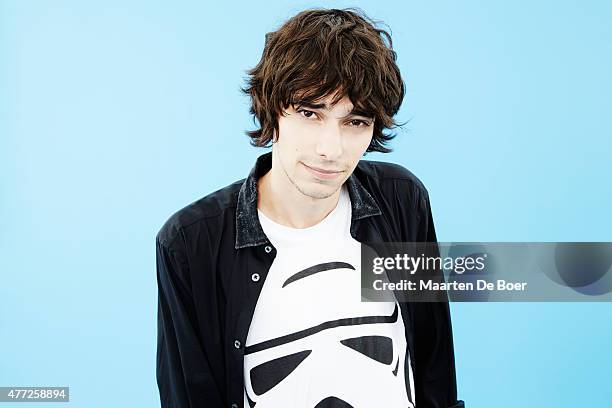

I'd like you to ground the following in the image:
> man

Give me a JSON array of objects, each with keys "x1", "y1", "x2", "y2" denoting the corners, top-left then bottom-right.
[{"x1": 156, "y1": 8, "x2": 464, "y2": 408}]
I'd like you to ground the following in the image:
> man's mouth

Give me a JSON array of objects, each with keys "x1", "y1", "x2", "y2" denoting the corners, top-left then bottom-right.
[{"x1": 301, "y1": 162, "x2": 344, "y2": 180}]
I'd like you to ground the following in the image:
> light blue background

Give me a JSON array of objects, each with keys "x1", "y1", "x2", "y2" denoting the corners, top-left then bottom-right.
[{"x1": 1, "y1": 1, "x2": 611, "y2": 407}]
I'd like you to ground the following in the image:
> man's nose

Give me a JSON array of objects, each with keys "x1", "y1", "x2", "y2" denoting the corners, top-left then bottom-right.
[{"x1": 315, "y1": 124, "x2": 343, "y2": 161}]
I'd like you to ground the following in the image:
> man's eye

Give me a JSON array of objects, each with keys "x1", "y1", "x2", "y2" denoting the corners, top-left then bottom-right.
[
  {"x1": 298, "y1": 109, "x2": 317, "y2": 119},
  {"x1": 348, "y1": 119, "x2": 371, "y2": 127}
]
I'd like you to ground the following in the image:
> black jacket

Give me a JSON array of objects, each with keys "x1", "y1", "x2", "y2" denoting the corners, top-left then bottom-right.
[{"x1": 156, "y1": 152, "x2": 464, "y2": 408}]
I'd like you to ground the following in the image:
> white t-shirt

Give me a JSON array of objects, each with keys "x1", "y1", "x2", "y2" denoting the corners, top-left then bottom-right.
[{"x1": 243, "y1": 185, "x2": 415, "y2": 407}]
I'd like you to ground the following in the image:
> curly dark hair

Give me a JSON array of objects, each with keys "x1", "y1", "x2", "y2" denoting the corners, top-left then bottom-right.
[{"x1": 242, "y1": 8, "x2": 405, "y2": 153}]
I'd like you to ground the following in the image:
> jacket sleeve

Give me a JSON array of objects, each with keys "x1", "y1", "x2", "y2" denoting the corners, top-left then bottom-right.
[
  {"x1": 413, "y1": 190, "x2": 465, "y2": 408},
  {"x1": 156, "y1": 236, "x2": 225, "y2": 407}
]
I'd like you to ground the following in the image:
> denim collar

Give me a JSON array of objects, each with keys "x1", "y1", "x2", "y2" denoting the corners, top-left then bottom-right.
[{"x1": 235, "y1": 152, "x2": 381, "y2": 249}]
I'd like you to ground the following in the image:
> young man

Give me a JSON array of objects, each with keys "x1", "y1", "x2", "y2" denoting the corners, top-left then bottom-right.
[{"x1": 156, "y1": 8, "x2": 464, "y2": 408}]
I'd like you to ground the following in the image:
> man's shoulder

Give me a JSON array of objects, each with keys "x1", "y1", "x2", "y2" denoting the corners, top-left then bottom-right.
[
  {"x1": 156, "y1": 179, "x2": 244, "y2": 247},
  {"x1": 356, "y1": 159, "x2": 429, "y2": 195}
]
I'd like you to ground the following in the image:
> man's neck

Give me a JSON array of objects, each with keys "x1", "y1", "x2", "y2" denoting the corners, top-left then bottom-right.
[{"x1": 257, "y1": 168, "x2": 342, "y2": 229}]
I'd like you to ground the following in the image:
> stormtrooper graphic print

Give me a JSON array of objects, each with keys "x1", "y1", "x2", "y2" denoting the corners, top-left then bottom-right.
[{"x1": 244, "y1": 185, "x2": 415, "y2": 408}]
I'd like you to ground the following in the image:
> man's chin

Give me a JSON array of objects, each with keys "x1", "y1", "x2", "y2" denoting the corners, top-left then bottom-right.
[{"x1": 295, "y1": 181, "x2": 341, "y2": 200}]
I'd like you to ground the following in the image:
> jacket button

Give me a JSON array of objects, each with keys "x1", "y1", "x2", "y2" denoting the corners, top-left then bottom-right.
[
  {"x1": 251, "y1": 273, "x2": 260, "y2": 282},
  {"x1": 231, "y1": 404, "x2": 238, "y2": 408},
  {"x1": 264, "y1": 245, "x2": 272, "y2": 253},
  {"x1": 234, "y1": 339, "x2": 241, "y2": 349}
]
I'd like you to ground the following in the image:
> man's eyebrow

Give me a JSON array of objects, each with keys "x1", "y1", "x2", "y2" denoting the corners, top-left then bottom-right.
[
  {"x1": 347, "y1": 108, "x2": 375, "y2": 119},
  {"x1": 291, "y1": 100, "x2": 327, "y2": 110},
  {"x1": 291, "y1": 101, "x2": 374, "y2": 119}
]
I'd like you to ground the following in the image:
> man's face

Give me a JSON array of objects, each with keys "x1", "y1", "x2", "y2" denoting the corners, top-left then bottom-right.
[{"x1": 273, "y1": 93, "x2": 375, "y2": 199}]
